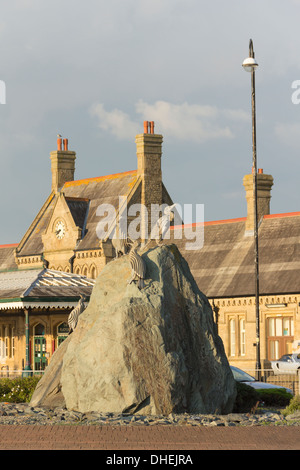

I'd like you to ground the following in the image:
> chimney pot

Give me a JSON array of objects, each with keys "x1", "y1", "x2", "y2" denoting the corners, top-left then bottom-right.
[
  {"x1": 258, "y1": 168, "x2": 263, "y2": 174},
  {"x1": 51, "y1": 139, "x2": 76, "y2": 193},
  {"x1": 144, "y1": 121, "x2": 149, "y2": 134},
  {"x1": 57, "y1": 137, "x2": 62, "y2": 151},
  {"x1": 150, "y1": 121, "x2": 155, "y2": 134}
]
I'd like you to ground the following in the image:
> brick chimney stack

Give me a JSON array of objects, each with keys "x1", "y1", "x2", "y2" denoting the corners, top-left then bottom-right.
[
  {"x1": 243, "y1": 169, "x2": 274, "y2": 232},
  {"x1": 136, "y1": 121, "x2": 163, "y2": 241},
  {"x1": 50, "y1": 136, "x2": 76, "y2": 193}
]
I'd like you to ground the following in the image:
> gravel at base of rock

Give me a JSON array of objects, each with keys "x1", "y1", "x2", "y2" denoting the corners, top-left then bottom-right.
[{"x1": 0, "y1": 403, "x2": 299, "y2": 426}]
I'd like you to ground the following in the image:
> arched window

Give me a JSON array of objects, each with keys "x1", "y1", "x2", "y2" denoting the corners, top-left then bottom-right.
[
  {"x1": 90, "y1": 265, "x2": 97, "y2": 279},
  {"x1": 57, "y1": 322, "x2": 69, "y2": 347},
  {"x1": 34, "y1": 323, "x2": 45, "y2": 336},
  {"x1": 74, "y1": 266, "x2": 81, "y2": 275},
  {"x1": 82, "y1": 265, "x2": 88, "y2": 276}
]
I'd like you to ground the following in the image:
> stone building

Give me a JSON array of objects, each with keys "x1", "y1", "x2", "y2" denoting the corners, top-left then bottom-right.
[
  {"x1": 0, "y1": 268, "x2": 95, "y2": 373},
  {"x1": 0, "y1": 121, "x2": 299, "y2": 374},
  {"x1": 171, "y1": 203, "x2": 300, "y2": 371},
  {"x1": 0, "y1": 122, "x2": 173, "y2": 373}
]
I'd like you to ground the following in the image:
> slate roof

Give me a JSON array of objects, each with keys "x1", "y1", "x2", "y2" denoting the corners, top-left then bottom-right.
[
  {"x1": 168, "y1": 212, "x2": 300, "y2": 298},
  {"x1": 1, "y1": 163, "x2": 299, "y2": 301},
  {"x1": 0, "y1": 268, "x2": 95, "y2": 309},
  {"x1": 1, "y1": 212, "x2": 299, "y2": 300},
  {"x1": 0, "y1": 244, "x2": 18, "y2": 271},
  {"x1": 63, "y1": 170, "x2": 139, "y2": 250},
  {"x1": 65, "y1": 197, "x2": 90, "y2": 233},
  {"x1": 15, "y1": 193, "x2": 56, "y2": 258}
]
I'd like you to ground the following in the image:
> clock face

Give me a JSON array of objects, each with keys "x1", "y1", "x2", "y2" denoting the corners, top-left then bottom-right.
[{"x1": 55, "y1": 220, "x2": 66, "y2": 239}]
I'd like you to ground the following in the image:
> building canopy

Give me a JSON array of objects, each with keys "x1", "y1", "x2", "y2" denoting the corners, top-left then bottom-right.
[{"x1": 0, "y1": 269, "x2": 95, "y2": 310}]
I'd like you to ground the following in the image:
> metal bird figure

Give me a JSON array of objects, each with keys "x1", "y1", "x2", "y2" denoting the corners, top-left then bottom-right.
[
  {"x1": 128, "y1": 240, "x2": 146, "y2": 289},
  {"x1": 68, "y1": 294, "x2": 87, "y2": 334}
]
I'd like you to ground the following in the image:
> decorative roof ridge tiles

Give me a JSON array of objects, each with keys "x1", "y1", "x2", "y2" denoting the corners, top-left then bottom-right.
[
  {"x1": 170, "y1": 211, "x2": 300, "y2": 231},
  {"x1": 63, "y1": 169, "x2": 137, "y2": 188},
  {"x1": 263, "y1": 211, "x2": 300, "y2": 219},
  {"x1": 171, "y1": 217, "x2": 247, "y2": 230},
  {"x1": 0, "y1": 243, "x2": 18, "y2": 249}
]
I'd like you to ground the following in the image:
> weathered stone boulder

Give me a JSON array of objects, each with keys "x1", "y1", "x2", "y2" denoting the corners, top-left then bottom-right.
[{"x1": 31, "y1": 244, "x2": 236, "y2": 415}]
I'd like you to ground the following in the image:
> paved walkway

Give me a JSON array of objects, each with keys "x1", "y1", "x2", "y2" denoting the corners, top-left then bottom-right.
[{"x1": 0, "y1": 424, "x2": 299, "y2": 451}]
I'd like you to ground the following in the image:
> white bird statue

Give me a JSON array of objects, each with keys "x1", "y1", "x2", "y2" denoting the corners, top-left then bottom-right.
[
  {"x1": 68, "y1": 295, "x2": 87, "y2": 334},
  {"x1": 128, "y1": 240, "x2": 146, "y2": 289}
]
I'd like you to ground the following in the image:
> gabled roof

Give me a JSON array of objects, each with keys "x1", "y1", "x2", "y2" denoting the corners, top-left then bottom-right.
[
  {"x1": 169, "y1": 211, "x2": 300, "y2": 298},
  {"x1": 63, "y1": 170, "x2": 139, "y2": 250},
  {"x1": 15, "y1": 170, "x2": 139, "y2": 256},
  {"x1": 15, "y1": 193, "x2": 56, "y2": 257},
  {"x1": 0, "y1": 268, "x2": 95, "y2": 310},
  {"x1": 2, "y1": 184, "x2": 299, "y2": 301}
]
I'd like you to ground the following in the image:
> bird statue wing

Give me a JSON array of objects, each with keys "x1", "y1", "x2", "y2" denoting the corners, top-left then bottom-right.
[{"x1": 129, "y1": 243, "x2": 146, "y2": 279}]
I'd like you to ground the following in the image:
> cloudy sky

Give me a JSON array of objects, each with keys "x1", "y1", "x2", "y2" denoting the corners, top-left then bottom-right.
[{"x1": 0, "y1": 0, "x2": 300, "y2": 244}]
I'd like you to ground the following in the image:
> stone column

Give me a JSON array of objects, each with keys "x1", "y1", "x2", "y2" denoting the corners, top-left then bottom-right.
[
  {"x1": 135, "y1": 121, "x2": 163, "y2": 242},
  {"x1": 243, "y1": 169, "x2": 274, "y2": 232},
  {"x1": 23, "y1": 308, "x2": 32, "y2": 376},
  {"x1": 50, "y1": 137, "x2": 76, "y2": 193}
]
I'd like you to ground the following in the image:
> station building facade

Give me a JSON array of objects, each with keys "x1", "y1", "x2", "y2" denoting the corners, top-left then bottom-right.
[{"x1": 0, "y1": 122, "x2": 299, "y2": 374}]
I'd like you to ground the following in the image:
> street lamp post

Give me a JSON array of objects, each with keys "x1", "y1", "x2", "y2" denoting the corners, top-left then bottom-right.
[
  {"x1": 242, "y1": 39, "x2": 261, "y2": 379},
  {"x1": 22, "y1": 308, "x2": 32, "y2": 377}
]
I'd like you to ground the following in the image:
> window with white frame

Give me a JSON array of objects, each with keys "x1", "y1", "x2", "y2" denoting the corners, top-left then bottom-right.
[
  {"x1": 239, "y1": 318, "x2": 246, "y2": 356},
  {"x1": 229, "y1": 318, "x2": 236, "y2": 356},
  {"x1": 11, "y1": 327, "x2": 15, "y2": 358},
  {"x1": 267, "y1": 316, "x2": 294, "y2": 360},
  {"x1": 0, "y1": 326, "x2": 7, "y2": 360},
  {"x1": 4, "y1": 327, "x2": 9, "y2": 358}
]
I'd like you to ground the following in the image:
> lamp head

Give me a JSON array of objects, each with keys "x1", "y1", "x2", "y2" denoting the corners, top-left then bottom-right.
[
  {"x1": 242, "y1": 38, "x2": 258, "y2": 72},
  {"x1": 242, "y1": 57, "x2": 258, "y2": 72}
]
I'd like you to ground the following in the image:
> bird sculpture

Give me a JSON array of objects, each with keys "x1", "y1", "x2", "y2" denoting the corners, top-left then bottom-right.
[
  {"x1": 112, "y1": 237, "x2": 131, "y2": 258},
  {"x1": 110, "y1": 221, "x2": 132, "y2": 259},
  {"x1": 146, "y1": 204, "x2": 177, "y2": 247},
  {"x1": 128, "y1": 240, "x2": 146, "y2": 289},
  {"x1": 112, "y1": 231, "x2": 132, "y2": 259},
  {"x1": 68, "y1": 294, "x2": 87, "y2": 334}
]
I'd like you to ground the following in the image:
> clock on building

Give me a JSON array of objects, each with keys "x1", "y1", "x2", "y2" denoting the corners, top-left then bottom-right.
[{"x1": 55, "y1": 220, "x2": 66, "y2": 239}]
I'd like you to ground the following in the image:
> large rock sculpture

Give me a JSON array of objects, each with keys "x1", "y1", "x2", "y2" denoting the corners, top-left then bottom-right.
[{"x1": 31, "y1": 244, "x2": 236, "y2": 415}]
